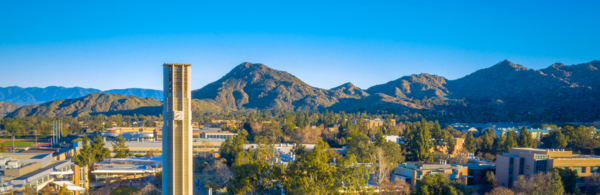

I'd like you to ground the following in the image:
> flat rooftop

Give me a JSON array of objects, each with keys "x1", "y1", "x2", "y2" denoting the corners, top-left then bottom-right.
[{"x1": 0, "y1": 153, "x2": 51, "y2": 160}]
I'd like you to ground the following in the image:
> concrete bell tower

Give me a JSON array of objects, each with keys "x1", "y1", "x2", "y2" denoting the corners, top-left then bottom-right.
[{"x1": 162, "y1": 63, "x2": 193, "y2": 195}]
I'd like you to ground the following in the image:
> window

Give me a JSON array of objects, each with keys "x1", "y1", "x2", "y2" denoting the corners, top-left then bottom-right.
[
  {"x1": 519, "y1": 158, "x2": 525, "y2": 175},
  {"x1": 574, "y1": 167, "x2": 583, "y2": 173},
  {"x1": 535, "y1": 160, "x2": 547, "y2": 173},
  {"x1": 592, "y1": 167, "x2": 600, "y2": 173}
]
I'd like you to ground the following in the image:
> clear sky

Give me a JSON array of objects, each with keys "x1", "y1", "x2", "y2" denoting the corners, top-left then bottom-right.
[{"x1": 1, "y1": 1, "x2": 598, "y2": 91}]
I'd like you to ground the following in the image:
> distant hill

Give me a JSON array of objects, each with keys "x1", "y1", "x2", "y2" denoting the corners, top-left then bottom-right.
[
  {"x1": 104, "y1": 88, "x2": 163, "y2": 101},
  {"x1": 0, "y1": 101, "x2": 20, "y2": 118},
  {"x1": 366, "y1": 73, "x2": 450, "y2": 100},
  {"x1": 0, "y1": 86, "x2": 101, "y2": 106},
  {"x1": 6, "y1": 93, "x2": 162, "y2": 117},
  {"x1": 447, "y1": 60, "x2": 600, "y2": 110},
  {"x1": 330, "y1": 82, "x2": 369, "y2": 99},
  {"x1": 191, "y1": 62, "x2": 339, "y2": 111},
  {"x1": 0, "y1": 86, "x2": 163, "y2": 106}
]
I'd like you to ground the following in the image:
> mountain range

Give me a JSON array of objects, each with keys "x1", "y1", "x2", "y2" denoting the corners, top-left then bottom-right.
[
  {"x1": 4, "y1": 60, "x2": 600, "y2": 121},
  {"x1": 0, "y1": 86, "x2": 163, "y2": 106}
]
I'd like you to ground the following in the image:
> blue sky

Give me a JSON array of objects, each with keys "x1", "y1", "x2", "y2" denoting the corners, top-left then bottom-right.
[{"x1": 1, "y1": 1, "x2": 598, "y2": 90}]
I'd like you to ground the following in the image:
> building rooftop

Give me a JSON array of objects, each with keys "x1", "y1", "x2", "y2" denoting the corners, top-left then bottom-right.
[
  {"x1": 0, "y1": 153, "x2": 52, "y2": 160},
  {"x1": 10, "y1": 160, "x2": 71, "y2": 185}
]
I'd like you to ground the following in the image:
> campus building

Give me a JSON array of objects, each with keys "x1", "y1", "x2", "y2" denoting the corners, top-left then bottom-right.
[
  {"x1": 496, "y1": 148, "x2": 600, "y2": 193},
  {"x1": 162, "y1": 63, "x2": 193, "y2": 195},
  {"x1": 0, "y1": 153, "x2": 85, "y2": 194},
  {"x1": 391, "y1": 161, "x2": 470, "y2": 189},
  {"x1": 91, "y1": 157, "x2": 162, "y2": 185},
  {"x1": 430, "y1": 138, "x2": 465, "y2": 158},
  {"x1": 102, "y1": 127, "x2": 157, "y2": 141},
  {"x1": 102, "y1": 138, "x2": 226, "y2": 157}
]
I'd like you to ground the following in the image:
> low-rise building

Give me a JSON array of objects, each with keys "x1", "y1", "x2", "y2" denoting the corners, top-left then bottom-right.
[
  {"x1": 496, "y1": 148, "x2": 600, "y2": 193},
  {"x1": 366, "y1": 118, "x2": 384, "y2": 129},
  {"x1": 0, "y1": 153, "x2": 85, "y2": 194},
  {"x1": 430, "y1": 138, "x2": 465, "y2": 158},
  {"x1": 391, "y1": 161, "x2": 469, "y2": 189},
  {"x1": 457, "y1": 158, "x2": 495, "y2": 185},
  {"x1": 100, "y1": 138, "x2": 227, "y2": 157},
  {"x1": 18, "y1": 147, "x2": 75, "y2": 161},
  {"x1": 495, "y1": 128, "x2": 549, "y2": 140},
  {"x1": 91, "y1": 157, "x2": 162, "y2": 186},
  {"x1": 244, "y1": 143, "x2": 316, "y2": 155},
  {"x1": 102, "y1": 127, "x2": 158, "y2": 141}
]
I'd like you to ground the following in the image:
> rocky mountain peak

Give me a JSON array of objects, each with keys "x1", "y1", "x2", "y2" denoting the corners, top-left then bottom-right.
[{"x1": 490, "y1": 60, "x2": 529, "y2": 72}]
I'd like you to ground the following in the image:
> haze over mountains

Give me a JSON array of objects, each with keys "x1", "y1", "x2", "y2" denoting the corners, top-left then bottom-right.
[
  {"x1": 0, "y1": 86, "x2": 163, "y2": 106},
  {"x1": 3, "y1": 60, "x2": 600, "y2": 121}
]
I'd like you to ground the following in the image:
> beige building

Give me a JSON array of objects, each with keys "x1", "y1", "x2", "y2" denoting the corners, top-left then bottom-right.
[
  {"x1": 391, "y1": 161, "x2": 469, "y2": 189},
  {"x1": 430, "y1": 138, "x2": 465, "y2": 158},
  {"x1": 162, "y1": 63, "x2": 193, "y2": 195},
  {"x1": 496, "y1": 148, "x2": 600, "y2": 193},
  {"x1": 103, "y1": 139, "x2": 226, "y2": 157}
]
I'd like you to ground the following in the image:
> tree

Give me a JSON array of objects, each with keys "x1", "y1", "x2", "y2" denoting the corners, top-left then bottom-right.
[
  {"x1": 513, "y1": 172, "x2": 562, "y2": 195},
  {"x1": 337, "y1": 154, "x2": 372, "y2": 194},
  {"x1": 381, "y1": 140, "x2": 405, "y2": 165},
  {"x1": 503, "y1": 131, "x2": 518, "y2": 153},
  {"x1": 291, "y1": 143, "x2": 307, "y2": 156},
  {"x1": 431, "y1": 121, "x2": 443, "y2": 152},
  {"x1": 346, "y1": 133, "x2": 375, "y2": 162},
  {"x1": 202, "y1": 158, "x2": 232, "y2": 187},
  {"x1": 484, "y1": 171, "x2": 496, "y2": 189},
  {"x1": 443, "y1": 130, "x2": 456, "y2": 155},
  {"x1": 381, "y1": 178, "x2": 410, "y2": 195},
  {"x1": 496, "y1": 134, "x2": 507, "y2": 154},
  {"x1": 485, "y1": 187, "x2": 514, "y2": 195},
  {"x1": 283, "y1": 141, "x2": 338, "y2": 194},
  {"x1": 146, "y1": 148, "x2": 159, "y2": 157},
  {"x1": 518, "y1": 127, "x2": 536, "y2": 148},
  {"x1": 481, "y1": 129, "x2": 495, "y2": 154},
  {"x1": 0, "y1": 143, "x2": 6, "y2": 152},
  {"x1": 155, "y1": 171, "x2": 162, "y2": 184},
  {"x1": 375, "y1": 131, "x2": 386, "y2": 147},
  {"x1": 408, "y1": 119, "x2": 432, "y2": 162},
  {"x1": 413, "y1": 174, "x2": 469, "y2": 195},
  {"x1": 551, "y1": 168, "x2": 580, "y2": 194},
  {"x1": 133, "y1": 184, "x2": 161, "y2": 195},
  {"x1": 464, "y1": 132, "x2": 476, "y2": 153},
  {"x1": 112, "y1": 135, "x2": 129, "y2": 158},
  {"x1": 58, "y1": 183, "x2": 71, "y2": 195},
  {"x1": 542, "y1": 129, "x2": 568, "y2": 149},
  {"x1": 550, "y1": 170, "x2": 565, "y2": 195},
  {"x1": 74, "y1": 135, "x2": 110, "y2": 181},
  {"x1": 448, "y1": 148, "x2": 469, "y2": 164},
  {"x1": 371, "y1": 147, "x2": 393, "y2": 193},
  {"x1": 228, "y1": 151, "x2": 284, "y2": 194},
  {"x1": 219, "y1": 135, "x2": 246, "y2": 167}
]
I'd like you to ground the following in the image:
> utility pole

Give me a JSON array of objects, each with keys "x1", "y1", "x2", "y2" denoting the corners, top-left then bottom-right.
[
  {"x1": 35, "y1": 130, "x2": 38, "y2": 148},
  {"x1": 12, "y1": 136, "x2": 14, "y2": 153}
]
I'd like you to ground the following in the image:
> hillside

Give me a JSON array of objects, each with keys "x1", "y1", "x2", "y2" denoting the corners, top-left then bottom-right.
[
  {"x1": 0, "y1": 86, "x2": 164, "y2": 106},
  {"x1": 104, "y1": 88, "x2": 164, "y2": 101},
  {"x1": 447, "y1": 60, "x2": 600, "y2": 110},
  {"x1": 192, "y1": 62, "x2": 339, "y2": 111},
  {"x1": 0, "y1": 86, "x2": 101, "y2": 106},
  {"x1": 366, "y1": 73, "x2": 450, "y2": 100},
  {"x1": 330, "y1": 82, "x2": 369, "y2": 99},
  {"x1": 6, "y1": 93, "x2": 162, "y2": 117},
  {"x1": 0, "y1": 101, "x2": 20, "y2": 118}
]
